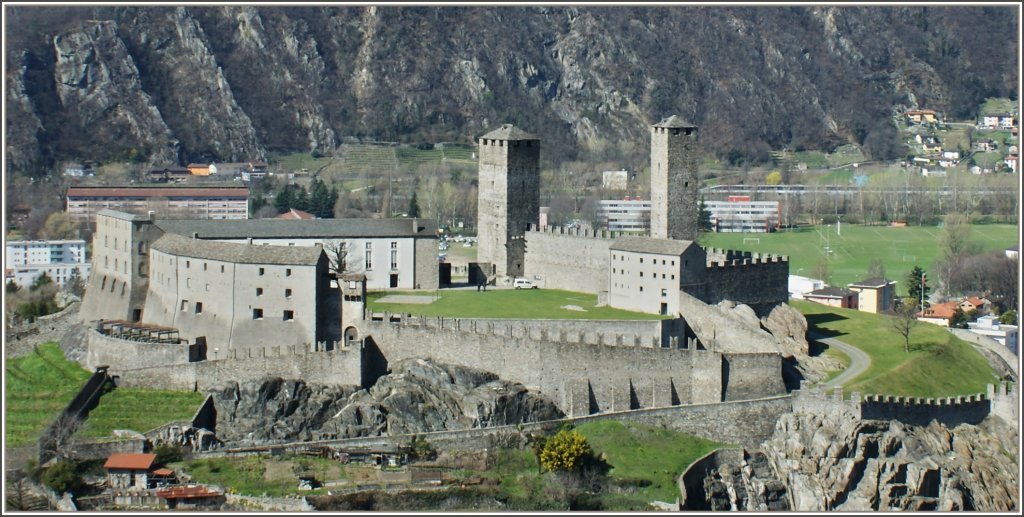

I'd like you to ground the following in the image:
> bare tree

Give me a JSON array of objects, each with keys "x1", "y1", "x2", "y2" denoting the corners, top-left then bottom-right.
[
  {"x1": 890, "y1": 303, "x2": 919, "y2": 353},
  {"x1": 323, "y1": 240, "x2": 359, "y2": 277}
]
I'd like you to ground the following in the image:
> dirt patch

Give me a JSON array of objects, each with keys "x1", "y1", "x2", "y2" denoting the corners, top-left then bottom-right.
[{"x1": 376, "y1": 295, "x2": 436, "y2": 305}]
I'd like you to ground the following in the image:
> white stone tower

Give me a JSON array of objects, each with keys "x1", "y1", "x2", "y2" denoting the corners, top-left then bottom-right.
[
  {"x1": 650, "y1": 116, "x2": 699, "y2": 241},
  {"x1": 476, "y1": 124, "x2": 540, "y2": 280}
]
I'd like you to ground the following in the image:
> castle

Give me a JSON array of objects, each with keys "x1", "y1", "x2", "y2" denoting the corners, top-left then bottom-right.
[{"x1": 80, "y1": 116, "x2": 795, "y2": 417}]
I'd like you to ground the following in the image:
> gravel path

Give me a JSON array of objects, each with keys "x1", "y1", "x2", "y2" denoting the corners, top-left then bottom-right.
[{"x1": 808, "y1": 331, "x2": 871, "y2": 389}]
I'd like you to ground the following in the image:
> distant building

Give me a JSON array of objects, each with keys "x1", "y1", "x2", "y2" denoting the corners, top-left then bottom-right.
[
  {"x1": 705, "y1": 196, "x2": 779, "y2": 233},
  {"x1": 967, "y1": 315, "x2": 1019, "y2": 354},
  {"x1": 788, "y1": 275, "x2": 825, "y2": 300},
  {"x1": 104, "y1": 453, "x2": 156, "y2": 489},
  {"x1": 803, "y1": 286, "x2": 858, "y2": 309},
  {"x1": 602, "y1": 169, "x2": 629, "y2": 190},
  {"x1": 906, "y1": 109, "x2": 938, "y2": 124},
  {"x1": 974, "y1": 139, "x2": 998, "y2": 152},
  {"x1": 186, "y1": 163, "x2": 211, "y2": 176},
  {"x1": 847, "y1": 277, "x2": 896, "y2": 314},
  {"x1": 916, "y1": 301, "x2": 959, "y2": 327},
  {"x1": 608, "y1": 237, "x2": 706, "y2": 315},
  {"x1": 1006, "y1": 245, "x2": 1019, "y2": 260},
  {"x1": 146, "y1": 166, "x2": 191, "y2": 183},
  {"x1": 597, "y1": 198, "x2": 651, "y2": 232},
  {"x1": 66, "y1": 186, "x2": 250, "y2": 223},
  {"x1": 5, "y1": 239, "x2": 90, "y2": 289},
  {"x1": 276, "y1": 208, "x2": 316, "y2": 220}
]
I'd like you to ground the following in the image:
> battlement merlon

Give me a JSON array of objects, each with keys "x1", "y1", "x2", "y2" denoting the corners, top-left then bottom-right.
[{"x1": 526, "y1": 224, "x2": 619, "y2": 240}]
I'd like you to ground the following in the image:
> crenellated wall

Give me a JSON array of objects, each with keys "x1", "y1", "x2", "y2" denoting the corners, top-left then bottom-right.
[
  {"x1": 698, "y1": 251, "x2": 789, "y2": 312},
  {"x1": 523, "y1": 225, "x2": 615, "y2": 294}
]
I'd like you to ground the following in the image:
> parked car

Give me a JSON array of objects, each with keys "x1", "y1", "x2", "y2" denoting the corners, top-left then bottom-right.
[{"x1": 513, "y1": 278, "x2": 537, "y2": 289}]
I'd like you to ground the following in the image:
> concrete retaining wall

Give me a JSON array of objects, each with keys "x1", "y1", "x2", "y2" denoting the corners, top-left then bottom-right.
[{"x1": 679, "y1": 448, "x2": 746, "y2": 510}]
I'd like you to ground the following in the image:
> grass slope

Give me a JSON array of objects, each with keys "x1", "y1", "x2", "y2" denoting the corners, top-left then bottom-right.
[
  {"x1": 5, "y1": 342, "x2": 205, "y2": 447},
  {"x1": 367, "y1": 288, "x2": 666, "y2": 320},
  {"x1": 794, "y1": 300, "x2": 999, "y2": 397},
  {"x1": 704, "y1": 223, "x2": 1017, "y2": 290}
]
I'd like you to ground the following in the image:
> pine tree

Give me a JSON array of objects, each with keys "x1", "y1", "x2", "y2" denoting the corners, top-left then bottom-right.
[
  {"x1": 274, "y1": 185, "x2": 295, "y2": 214},
  {"x1": 408, "y1": 191, "x2": 421, "y2": 218},
  {"x1": 906, "y1": 265, "x2": 930, "y2": 310}
]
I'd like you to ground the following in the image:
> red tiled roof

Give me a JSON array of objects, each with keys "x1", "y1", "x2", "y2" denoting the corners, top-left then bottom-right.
[
  {"x1": 152, "y1": 468, "x2": 175, "y2": 477},
  {"x1": 964, "y1": 296, "x2": 987, "y2": 307},
  {"x1": 157, "y1": 485, "x2": 222, "y2": 500},
  {"x1": 917, "y1": 301, "x2": 959, "y2": 320},
  {"x1": 276, "y1": 208, "x2": 316, "y2": 220},
  {"x1": 66, "y1": 186, "x2": 249, "y2": 198},
  {"x1": 104, "y1": 453, "x2": 156, "y2": 471}
]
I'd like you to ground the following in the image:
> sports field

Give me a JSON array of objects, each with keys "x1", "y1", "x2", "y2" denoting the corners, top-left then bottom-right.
[{"x1": 704, "y1": 223, "x2": 1018, "y2": 291}]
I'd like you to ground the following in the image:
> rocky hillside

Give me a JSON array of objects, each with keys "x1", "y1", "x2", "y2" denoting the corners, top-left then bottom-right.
[
  {"x1": 5, "y1": 5, "x2": 1017, "y2": 174},
  {"x1": 758, "y1": 411, "x2": 1019, "y2": 512},
  {"x1": 209, "y1": 357, "x2": 564, "y2": 445}
]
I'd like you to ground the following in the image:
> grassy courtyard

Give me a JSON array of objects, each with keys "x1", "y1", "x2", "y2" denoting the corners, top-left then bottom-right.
[
  {"x1": 368, "y1": 288, "x2": 667, "y2": 320},
  {"x1": 4, "y1": 342, "x2": 205, "y2": 447},
  {"x1": 793, "y1": 300, "x2": 1000, "y2": 398},
  {"x1": 704, "y1": 223, "x2": 1017, "y2": 290}
]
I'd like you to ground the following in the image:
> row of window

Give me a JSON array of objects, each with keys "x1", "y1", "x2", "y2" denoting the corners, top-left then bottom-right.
[
  {"x1": 252, "y1": 308, "x2": 294, "y2": 321},
  {"x1": 611, "y1": 254, "x2": 677, "y2": 267},
  {"x1": 611, "y1": 283, "x2": 670, "y2": 296},
  {"x1": 364, "y1": 242, "x2": 400, "y2": 271},
  {"x1": 611, "y1": 268, "x2": 676, "y2": 280}
]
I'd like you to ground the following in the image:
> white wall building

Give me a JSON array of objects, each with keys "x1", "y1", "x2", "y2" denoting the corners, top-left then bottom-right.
[
  {"x1": 705, "y1": 196, "x2": 779, "y2": 233},
  {"x1": 5, "y1": 240, "x2": 91, "y2": 289},
  {"x1": 787, "y1": 275, "x2": 825, "y2": 300},
  {"x1": 597, "y1": 198, "x2": 651, "y2": 232},
  {"x1": 968, "y1": 315, "x2": 1019, "y2": 355}
]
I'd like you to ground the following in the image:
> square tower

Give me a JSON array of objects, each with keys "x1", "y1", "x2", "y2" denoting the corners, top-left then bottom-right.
[
  {"x1": 650, "y1": 116, "x2": 699, "y2": 241},
  {"x1": 476, "y1": 124, "x2": 540, "y2": 280}
]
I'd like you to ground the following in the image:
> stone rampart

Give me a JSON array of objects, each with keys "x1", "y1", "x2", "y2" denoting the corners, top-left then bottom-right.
[
  {"x1": 85, "y1": 329, "x2": 192, "y2": 371},
  {"x1": 791, "y1": 382, "x2": 1016, "y2": 427},
  {"x1": 700, "y1": 253, "x2": 789, "y2": 312},
  {"x1": 523, "y1": 226, "x2": 614, "y2": 294},
  {"x1": 722, "y1": 353, "x2": 786, "y2": 401},
  {"x1": 679, "y1": 448, "x2": 746, "y2": 510}
]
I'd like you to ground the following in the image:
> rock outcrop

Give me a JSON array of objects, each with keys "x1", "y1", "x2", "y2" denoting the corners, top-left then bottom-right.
[
  {"x1": 209, "y1": 357, "x2": 564, "y2": 445},
  {"x1": 760, "y1": 410, "x2": 1019, "y2": 512}
]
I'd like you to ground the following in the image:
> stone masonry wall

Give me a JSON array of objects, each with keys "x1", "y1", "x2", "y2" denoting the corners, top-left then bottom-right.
[
  {"x1": 699, "y1": 254, "x2": 789, "y2": 312},
  {"x1": 722, "y1": 353, "x2": 785, "y2": 401},
  {"x1": 523, "y1": 226, "x2": 613, "y2": 294}
]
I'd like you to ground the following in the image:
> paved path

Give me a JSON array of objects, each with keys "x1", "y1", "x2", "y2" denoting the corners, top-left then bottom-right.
[{"x1": 808, "y1": 331, "x2": 871, "y2": 389}]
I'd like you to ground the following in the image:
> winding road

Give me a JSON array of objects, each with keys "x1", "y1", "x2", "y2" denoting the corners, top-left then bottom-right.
[{"x1": 808, "y1": 331, "x2": 871, "y2": 389}]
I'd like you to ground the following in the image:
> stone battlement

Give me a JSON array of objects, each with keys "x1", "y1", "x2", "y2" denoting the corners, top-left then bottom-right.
[
  {"x1": 527, "y1": 224, "x2": 624, "y2": 240},
  {"x1": 366, "y1": 313, "x2": 706, "y2": 350},
  {"x1": 705, "y1": 248, "x2": 788, "y2": 267}
]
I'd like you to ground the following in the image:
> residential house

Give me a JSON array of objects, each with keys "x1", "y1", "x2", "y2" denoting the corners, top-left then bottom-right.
[
  {"x1": 788, "y1": 275, "x2": 825, "y2": 300},
  {"x1": 998, "y1": 114, "x2": 1016, "y2": 129},
  {"x1": 156, "y1": 485, "x2": 225, "y2": 510},
  {"x1": 916, "y1": 301, "x2": 959, "y2": 327},
  {"x1": 1004, "y1": 153, "x2": 1017, "y2": 173},
  {"x1": 980, "y1": 114, "x2": 1001, "y2": 129},
  {"x1": 941, "y1": 150, "x2": 961, "y2": 160},
  {"x1": 187, "y1": 163, "x2": 211, "y2": 176},
  {"x1": 5, "y1": 239, "x2": 90, "y2": 289},
  {"x1": 938, "y1": 158, "x2": 958, "y2": 169},
  {"x1": 967, "y1": 315, "x2": 1019, "y2": 354},
  {"x1": 921, "y1": 139, "x2": 942, "y2": 153},
  {"x1": 1006, "y1": 245, "x2": 1019, "y2": 260},
  {"x1": 241, "y1": 161, "x2": 269, "y2": 182},
  {"x1": 276, "y1": 208, "x2": 316, "y2": 220},
  {"x1": 847, "y1": 277, "x2": 896, "y2": 314},
  {"x1": 147, "y1": 166, "x2": 190, "y2": 183},
  {"x1": 958, "y1": 296, "x2": 990, "y2": 315},
  {"x1": 974, "y1": 139, "x2": 997, "y2": 152},
  {"x1": 921, "y1": 167, "x2": 946, "y2": 177},
  {"x1": 104, "y1": 453, "x2": 156, "y2": 489},
  {"x1": 906, "y1": 109, "x2": 937, "y2": 124},
  {"x1": 803, "y1": 286, "x2": 858, "y2": 309}
]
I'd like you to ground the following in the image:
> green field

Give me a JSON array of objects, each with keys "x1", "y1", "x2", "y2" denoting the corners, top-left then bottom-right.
[
  {"x1": 704, "y1": 223, "x2": 1018, "y2": 290},
  {"x1": 5, "y1": 343, "x2": 205, "y2": 447},
  {"x1": 794, "y1": 300, "x2": 1000, "y2": 397},
  {"x1": 368, "y1": 288, "x2": 666, "y2": 320}
]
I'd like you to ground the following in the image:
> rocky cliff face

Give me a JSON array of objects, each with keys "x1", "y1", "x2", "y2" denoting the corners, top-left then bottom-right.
[
  {"x1": 5, "y1": 5, "x2": 1017, "y2": 173},
  {"x1": 209, "y1": 357, "x2": 564, "y2": 446},
  {"x1": 760, "y1": 411, "x2": 1019, "y2": 512}
]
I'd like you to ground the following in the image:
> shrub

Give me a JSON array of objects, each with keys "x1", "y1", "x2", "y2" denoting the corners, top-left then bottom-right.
[
  {"x1": 540, "y1": 429, "x2": 590, "y2": 472},
  {"x1": 39, "y1": 461, "x2": 83, "y2": 494}
]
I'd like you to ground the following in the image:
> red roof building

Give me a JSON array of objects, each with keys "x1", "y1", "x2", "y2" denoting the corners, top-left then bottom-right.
[
  {"x1": 104, "y1": 453, "x2": 157, "y2": 489},
  {"x1": 276, "y1": 208, "x2": 316, "y2": 220}
]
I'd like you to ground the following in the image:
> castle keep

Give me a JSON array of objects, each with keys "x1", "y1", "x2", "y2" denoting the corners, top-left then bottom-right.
[{"x1": 650, "y1": 116, "x2": 700, "y2": 241}]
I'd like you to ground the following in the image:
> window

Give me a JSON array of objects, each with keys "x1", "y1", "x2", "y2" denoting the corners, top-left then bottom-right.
[
  {"x1": 661, "y1": 289, "x2": 668, "y2": 297},
  {"x1": 283, "y1": 310, "x2": 294, "y2": 321},
  {"x1": 286, "y1": 268, "x2": 292, "y2": 277},
  {"x1": 285, "y1": 288, "x2": 292, "y2": 298},
  {"x1": 365, "y1": 248, "x2": 373, "y2": 270},
  {"x1": 203, "y1": 262, "x2": 208, "y2": 271},
  {"x1": 221, "y1": 265, "x2": 225, "y2": 273},
  {"x1": 195, "y1": 302, "x2": 203, "y2": 314},
  {"x1": 256, "y1": 287, "x2": 263, "y2": 296},
  {"x1": 205, "y1": 283, "x2": 210, "y2": 291},
  {"x1": 639, "y1": 286, "x2": 644, "y2": 292},
  {"x1": 252, "y1": 308, "x2": 263, "y2": 320},
  {"x1": 640, "y1": 258, "x2": 644, "y2": 264},
  {"x1": 181, "y1": 300, "x2": 189, "y2": 312},
  {"x1": 258, "y1": 267, "x2": 265, "y2": 276},
  {"x1": 186, "y1": 260, "x2": 190, "y2": 269},
  {"x1": 640, "y1": 272, "x2": 643, "y2": 277}
]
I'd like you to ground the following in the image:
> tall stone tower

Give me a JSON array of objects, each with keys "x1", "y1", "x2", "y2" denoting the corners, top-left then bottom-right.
[
  {"x1": 650, "y1": 116, "x2": 699, "y2": 241},
  {"x1": 476, "y1": 124, "x2": 540, "y2": 280}
]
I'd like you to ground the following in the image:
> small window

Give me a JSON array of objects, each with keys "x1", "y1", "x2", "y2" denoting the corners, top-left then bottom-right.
[
  {"x1": 256, "y1": 287, "x2": 263, "y2": 296},
  {"x1": 640, "y1": 272, "x2": 644, "y2": 277},
  {"x1": 672, "y1": 261, "x2": 676, "y2": 266},
  {"x1": 181, "y1": 300, "x2": 189, "y2": 312},
  {"x1": 283, "y1": 310, "x2": 294, "y2": 321},
  {"x1": 221, "y1": 265, "x2": 225, "y2": 273},
  {"x1": 662, "y1": 289, "x2": 668, "y2": 297},
  {"x1": 203, "y1": 262, "x2": 208, "y2": 271},
  {"x1": 253, "y1": 308, "x2": 263, "y2": 319},
  {"x1": 205, "y1": 283, "x2": 210, "y2": 291},
  {"x1": 671, "y1": 275, "x2": 676, "y2": 280},
  {"x1": 640, "y1": 258, "x2": 644, "y2": 264},
  {"x1": 286, "y1": 268, "x2": 292, "y2": 277},
  {"x1": 195, "y1": 302, "x2": 203, "y2": 314},
  {"x1": 639, "y1": 286, "x2": 644, "y2": 292},
  {"x1": 259, "y1": 267, "x2": 265, "y2": 276},
  {"x1": 285, "y1": 288, "x2": 292, "y2": 298},
  {"x1": 186, "y1": 260, "x2": 190, "y2": 269}
]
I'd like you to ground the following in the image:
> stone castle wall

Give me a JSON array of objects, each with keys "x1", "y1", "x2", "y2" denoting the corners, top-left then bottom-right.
[
  {"x1": 700, "y1": 252, "x2": 790, "y2": 311},
  {"x1": 523, "y1": 225, "x2": 615, "y2": 294}
]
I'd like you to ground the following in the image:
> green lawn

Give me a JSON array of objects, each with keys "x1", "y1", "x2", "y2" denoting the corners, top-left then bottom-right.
[
  {"x1": 5, "y1": 342, "x2": 205, "y2": 446},
  {"x1": 576, "y1": 420, "x2": 726, "y2": 506},
  {"x1": 5, "y1": 343, "x2": 92, "y2": 447},
  {"x1": 793, "y1": 300, "x2": 1000, "y2": 397},
  {"x1": 704, "y1": 223, "x2": 1018, "y2": 290},
  {"x1": 367, "y1": 288, "x2": 666, "y2": 320}
]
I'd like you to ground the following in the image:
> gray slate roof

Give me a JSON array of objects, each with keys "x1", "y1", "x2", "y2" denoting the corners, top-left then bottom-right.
[
  {"x1": 151, "y1": 233, "x2": 324, "y2": 266},
  {"x1": 609, "y1": 236, "x2": 695, "y2": 256},
  {"x1": 653, "y1": 115, "x2": 696, "y2": 128},
  {"x1": 155, "y1": 218, "x2": 437, "y2": 239},
  {"x1": 479, "y1": 124, "x2": 538, "y2": 141},
  {"x1": 807, "y1": 286, "x2": 855, "y2": 298},
  {"x1": 97, "y1": 209, "x2": 151, "y2": 222}
]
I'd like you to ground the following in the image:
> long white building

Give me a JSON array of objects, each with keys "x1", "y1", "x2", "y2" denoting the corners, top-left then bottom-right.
[
  {"x1": 5, "y1": 239, "x2": 91, "y2": 289},
  {"x1": 597, "y1": 198, "x2": 651, "y2": 232},
  {"x1": 706, "y1": 196, "x2": 780, "y2": 233}
]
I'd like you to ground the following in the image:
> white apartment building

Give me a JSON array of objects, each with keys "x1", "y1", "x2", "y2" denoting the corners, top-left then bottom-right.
[
  {"x1": 5, "y1": 239, "x2": 91, "y2": 289},
  {"x1": 705, "y1": 196, "x2": 780, "y2": 233},
  {"x1": 968, "y1": 315, "x2": 1019, "y2": 355},
  {"x1": 597, "y1": 198, "x2": 651, "y2": 232}
]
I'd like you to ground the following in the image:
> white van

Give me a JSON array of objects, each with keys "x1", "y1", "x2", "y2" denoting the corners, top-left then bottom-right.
[{"x1": 513, "y1": 278, "x2": 537, "y2": 289}]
